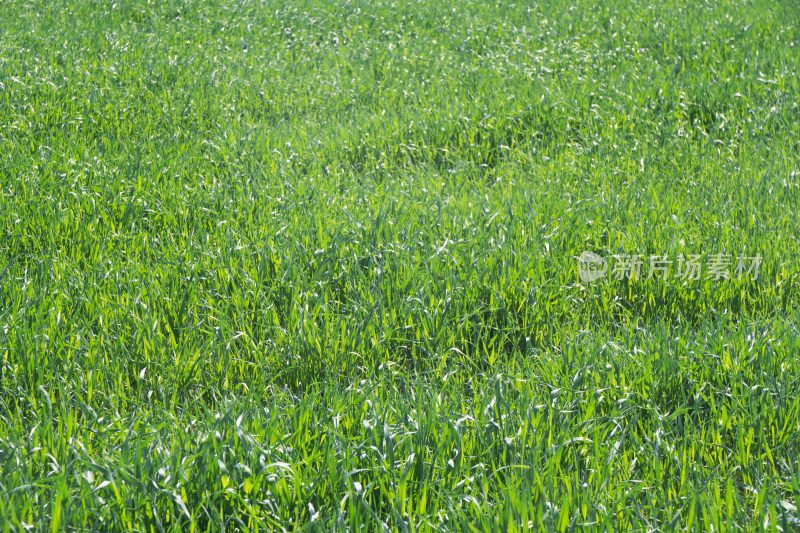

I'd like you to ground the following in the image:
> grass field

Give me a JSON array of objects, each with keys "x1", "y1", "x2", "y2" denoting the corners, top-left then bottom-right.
[{"x1": 1, "y1": 0, "x2": 800, "y2": 530}]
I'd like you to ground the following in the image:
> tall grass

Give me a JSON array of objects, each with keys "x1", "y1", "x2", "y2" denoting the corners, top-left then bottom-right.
[{"x1": 0, "y1": 0, "x2": 799, "y2": 530}]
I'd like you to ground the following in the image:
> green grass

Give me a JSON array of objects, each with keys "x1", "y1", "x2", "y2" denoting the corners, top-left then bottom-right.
[{"x1": 1, "y1": 0, "x2": 799, "y2": 530}]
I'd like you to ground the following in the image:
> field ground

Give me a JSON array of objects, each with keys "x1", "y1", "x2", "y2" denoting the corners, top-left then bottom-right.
[{"x1": 1, "y1": 0, "x2": 800, "y2": 530}]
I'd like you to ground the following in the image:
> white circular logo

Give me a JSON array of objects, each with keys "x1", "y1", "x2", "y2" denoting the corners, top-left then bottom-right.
[{"x1": 578, "y1": 251, "x2": 608, "y2": 282}]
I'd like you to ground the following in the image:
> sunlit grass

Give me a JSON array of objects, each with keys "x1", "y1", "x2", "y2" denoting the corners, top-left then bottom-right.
[{"x1": 0, "y1": 0, "x2": 799, "y2": 530}]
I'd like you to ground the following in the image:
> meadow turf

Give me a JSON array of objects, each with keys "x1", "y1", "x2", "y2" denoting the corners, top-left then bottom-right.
[{"x1": 1, "y1": 0, "x2": 800, "y2": 530}]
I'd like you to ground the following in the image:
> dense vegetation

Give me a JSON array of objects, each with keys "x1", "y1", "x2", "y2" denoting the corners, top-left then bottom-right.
[{"x1": 1, "y1": 0, "x2": 799, "y2": 530}]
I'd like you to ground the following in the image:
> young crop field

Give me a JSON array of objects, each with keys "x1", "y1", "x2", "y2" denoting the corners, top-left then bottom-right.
[{"x1": 1, "y1": 0, "x2": 799, "y2": 530}]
